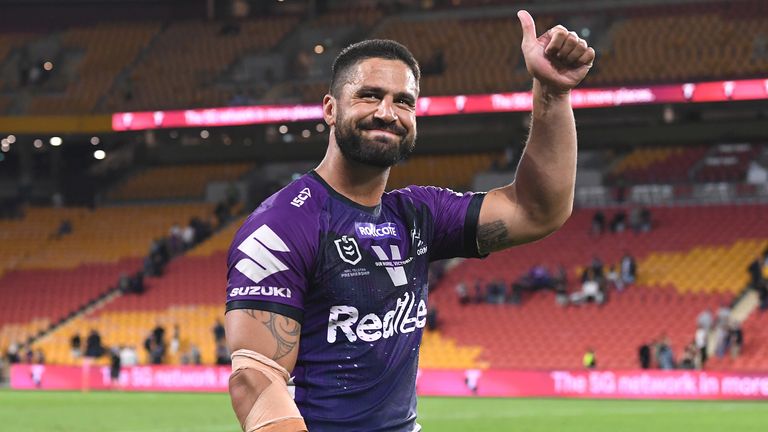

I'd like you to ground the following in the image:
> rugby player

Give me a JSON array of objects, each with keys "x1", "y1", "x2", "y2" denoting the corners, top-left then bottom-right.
[{"x1": 224, "y1": 10, "x2": 595, "y2": 432}]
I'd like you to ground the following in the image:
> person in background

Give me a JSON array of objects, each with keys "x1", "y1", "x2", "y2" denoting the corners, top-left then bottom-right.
[
  {"x1": 70, "y1": 333, "x2": 82, "y2": 360},
  {"x1": 620, "y1": 252, "x2": 637, "y2": 285},
  {"x1": 583, "y1": 347, "x2": 596, "y2": 369},
  {"x1": 110, "y1": 347, "x2": 121, "y2": 388},
  {"x1": 638, "y1": 342, "x2": 651, "y2": 369}
]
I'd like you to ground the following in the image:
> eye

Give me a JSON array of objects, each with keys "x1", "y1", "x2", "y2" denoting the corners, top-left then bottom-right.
[
  {"x1": 396, "y1": 98, "x2": 415, "y2": 109},
  {"x1": 361, "y1": 92, "x2": 380, "y2": 101}
]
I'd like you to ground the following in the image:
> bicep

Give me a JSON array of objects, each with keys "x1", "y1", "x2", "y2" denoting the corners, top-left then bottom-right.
[
  {"x1": 225, "y1": 309, "x2": 301, "y2": 373},
  {"x1": 477, "y1": 187, "x2": 559, "y2": 255}
]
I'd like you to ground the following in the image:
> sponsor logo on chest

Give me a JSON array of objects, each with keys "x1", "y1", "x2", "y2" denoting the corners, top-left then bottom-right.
[
  {"x1": 326, "y1": 291, "x2": 427, "y2": 343},
  {"x1": 354, "y1": 222, "x2": 400, "y2": 240}
]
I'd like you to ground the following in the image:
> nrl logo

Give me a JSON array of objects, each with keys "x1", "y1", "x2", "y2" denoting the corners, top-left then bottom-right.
[{"x1": 335, "y1": 235, "x2": 362, "y2": 265}]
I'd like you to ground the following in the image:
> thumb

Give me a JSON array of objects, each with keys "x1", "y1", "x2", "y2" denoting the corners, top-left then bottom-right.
[{"x1": 517, "y1": 10, "x2": 537, "y2": 46}]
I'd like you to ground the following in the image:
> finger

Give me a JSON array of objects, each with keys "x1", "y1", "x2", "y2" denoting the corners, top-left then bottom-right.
[
  {"x1": 565, "y1": 38, "x2": 588, "y2": 64},
  {"x1": 517, "y1": 10, "x2": 537, "y2": 47},
  {"x1": 544, "y1": 26, "x2": 569, "y2": 57},
  {"x1": 577, "y1": 47, "x2": 596, "y2": 67},
  {"x1": 557, "y1": 31, "x2": 580, "y2": 61}
]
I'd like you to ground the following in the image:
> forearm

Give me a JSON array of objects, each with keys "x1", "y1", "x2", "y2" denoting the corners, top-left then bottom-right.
[{"x1": 512, "y1": 78, "x2": 577, "y2": 229}]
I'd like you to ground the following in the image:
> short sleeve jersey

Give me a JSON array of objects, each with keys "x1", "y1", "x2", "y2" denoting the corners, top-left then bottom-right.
[{"x1": 226, "y1": 171, "x2": 485, "y2": 431}]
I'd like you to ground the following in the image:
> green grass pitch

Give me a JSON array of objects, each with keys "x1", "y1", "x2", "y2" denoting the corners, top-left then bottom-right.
[{"x1": 0, "y1": 390, "x2": 766, "y2": 431}]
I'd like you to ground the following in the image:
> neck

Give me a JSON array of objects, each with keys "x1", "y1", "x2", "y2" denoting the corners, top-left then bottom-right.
[{"x1": 315, "y1": 136, "x2": 390, "y2": 207}]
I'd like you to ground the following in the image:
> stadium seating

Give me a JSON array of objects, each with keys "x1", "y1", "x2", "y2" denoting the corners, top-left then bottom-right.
[
  {"x1": 609, "y1": 146, "x2": 709, "y2": 184},
  {"x1": 0, "y1": 203, "x2": 212, "y2": 355},
  {"x1": 693, "y1": 143, "x2": 763, "y2": 183},
  {"x1": 590, "y1": 5, "x2": 768, "y2": 86},
  {"x1": 17, "y1": 203, "x2": 213, "y2": 269},
  {"x1": 423, "y1": 204, "x2": 768, "y2": 369},
  {"x1": 102, "y1": 17, "x2": 299, "y2": 112},
  {"x1": 31, "y1": 220, "x2": 239, "y2": 365},
  {"x1": 108, "y1": 163, "x2": 253, "y2": 201},
  {"x1": 387, "y1": 153, "x2": 501, "y2": 191},
  {"x1": 26, "y1": 22, "x2": 162, "y2": 115}
]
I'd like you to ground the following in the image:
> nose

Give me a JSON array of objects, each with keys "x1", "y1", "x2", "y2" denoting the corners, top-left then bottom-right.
[{"x1": 373, "y1": 97, "x2": 397, "y2": 124}]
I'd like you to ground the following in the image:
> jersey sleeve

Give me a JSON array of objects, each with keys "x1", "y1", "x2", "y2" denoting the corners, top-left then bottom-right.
[
  {"x1": 225, "y1": 198, "x2": 318, "y2": 324},
  {"x1": 403, "y1": 186, "x2": 486, "y2": 261}
]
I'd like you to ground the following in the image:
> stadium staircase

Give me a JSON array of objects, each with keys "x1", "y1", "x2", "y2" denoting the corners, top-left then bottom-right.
[{"x1": 0, "y1": 203, "x2": 212, "y2": 354}]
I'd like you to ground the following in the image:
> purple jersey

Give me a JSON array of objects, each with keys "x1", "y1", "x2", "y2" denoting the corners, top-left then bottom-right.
[{"x1": 226, "y1": 171, "x2": 484, "y2": 431}]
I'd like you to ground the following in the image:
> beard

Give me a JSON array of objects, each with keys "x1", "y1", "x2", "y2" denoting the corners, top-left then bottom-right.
[{"x1": 334, "y1": 109, "x2": 416, "y2": 168}]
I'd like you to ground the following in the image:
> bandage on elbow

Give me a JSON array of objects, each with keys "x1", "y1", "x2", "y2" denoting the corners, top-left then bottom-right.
[{"x1": 231, "y1": 349, "x2": 307, "y2": 432}]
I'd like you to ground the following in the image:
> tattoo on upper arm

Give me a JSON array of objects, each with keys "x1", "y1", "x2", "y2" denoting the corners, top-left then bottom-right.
[
  {"x1": 477, "y1": 220, "x2": 511, "y2": 254},
  {"x1": 241, "y1": 310, "x2": 300, "y2": 361}
]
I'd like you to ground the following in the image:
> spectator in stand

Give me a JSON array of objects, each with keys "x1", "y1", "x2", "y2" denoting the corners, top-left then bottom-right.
[
  {"x1": 455, "y1": 281, "x2": 469, "y2": 305},
  {"x1": 582, "y1": 347, "x2": 596, "y2": 369},
  {"x1": 716, "y1": 303, "x2": 731, "y2": 328},
  {"x1": 656, "y1": 336, "x2": 676, "y2": 370},
  {"x1": 629, "y1": 207, "x2": 642, "y2": 233},
  {"x1": 168, "y1": 224, "x2": 183, "y2": 255},
  {"x1": 70, "y1": 333, "x2": 82, "y2": 359},
  {"x1": 591, "y1": 210, "x2": 605, "y2": 236},
  {"x1": 714, "y1": 320, "x2": 730, "y2": 358},
  {"x1": 6, "y1": 342, "x2": 21, "y2": 364},
  {"x1": 426, "y1": 307, "x2": 439, "y2": 330},
  {"x1": 473, "y1": 278, "x2": 484, "y2": 304},
  {"x1": 639, "y1": 207, "x2": 652, "y2": 232},
  {"x1": 605, "y1": 265, "x2": 624, "y2": 292},
  {"x1": 119, "y1": 345, "x2": 138, "y2": 367},
  {"x1": 109, "y1": 347, "x2": 121, "y2": 387},
  {"x1": 620, "y1": 252, "x2": 637, "y2": 285},
  {"x1": 638, "y1": 342, "x2": 651, "y2": 369},
  {"x1": 679, "y1": 342, "x2": 697, "y2": 370},
  {"x1": 213, "y1": 319, "x2": 226, "y2": 343},
  {"x1": 149, "y1": 339, "x2": 165, "y2": 365},
  {"x1": 748, "y1": 255, "x2": 768, "y2": 310},
  {"x1": 695, "y1": 324, "x2": 708, "y2": 369},
  {"x1": 181, "y1": 224, "x2": 196, "y2": 250},
  {"x1": 215, "y1": 340, "x2": 230, "y2": 365},
  {"x1": 610, "y1": 210, "x2": 627, "y2": 233},
  {"x1": 589, "y1": 256, "x2": 604, "y2": 281},
  {"x1": 697, "y1": 308, "x2": 714, "y2": 332},
  {"x1": 152, "y1": 322, "x2": 166, "y2": 351},
  {"x1": 170, "y1": 324, "x2": 181, "y2": 355},
  {"x1": 554, "y1": 265, "x2": 569, "y2": 307},
  {"x1": 571, "y1": 268, "x2": 604, "y2": 305},
  {"x1": 54, "y1": 219, "x2": 72, "y2": 239},
  {"x1": 729, "y1": 322, "x2": 744, "y2": 359},
  {"x1": 84, "y1": 329, "x2": 104, "y2": 358}
]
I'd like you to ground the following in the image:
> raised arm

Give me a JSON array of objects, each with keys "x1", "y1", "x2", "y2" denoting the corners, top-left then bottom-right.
[
  {"x1": 226, "y1": 309, "x2": 306, "y2": 432},
  {"x1": 477, "y1": 10, "x2": 595, "y2": 254}
]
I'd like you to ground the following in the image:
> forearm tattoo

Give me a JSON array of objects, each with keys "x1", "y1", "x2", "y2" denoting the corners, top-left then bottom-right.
[
  {"x1": 242, "y1": 310, "x2": 300, "y2": 361},
  {"x1": 477, "y1": 220, "x2": 512, "y2": 254}
]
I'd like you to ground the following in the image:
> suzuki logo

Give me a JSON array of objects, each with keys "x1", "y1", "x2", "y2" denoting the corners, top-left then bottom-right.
[
  {"x1": 234, "y1": 225, "x2": 290, "y2": 283},
  {"x1": 335, "y1": 236, "x2": 362, "y2": 265}
]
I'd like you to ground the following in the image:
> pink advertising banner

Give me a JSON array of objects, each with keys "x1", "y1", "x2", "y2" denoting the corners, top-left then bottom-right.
[
  {"x1": 112, "y1": 77, "x2": 768, "y2": 131},
  {"x1": 11, "y1": 365, "x2": 768, "y2": 399}
]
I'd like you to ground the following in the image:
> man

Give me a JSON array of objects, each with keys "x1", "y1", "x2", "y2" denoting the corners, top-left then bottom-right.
[{"x1": 225, "y1": 10, "x2": 594, "y2": 432}]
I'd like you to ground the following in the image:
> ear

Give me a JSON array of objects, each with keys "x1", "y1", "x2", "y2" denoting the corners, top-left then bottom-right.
[{"x1": 323, "y1": 94, "x2": 336, "y2": 127}]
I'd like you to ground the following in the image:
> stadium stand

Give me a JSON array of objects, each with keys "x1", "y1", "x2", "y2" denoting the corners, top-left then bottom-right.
[
  {"x1": 609, "y1": 146, "x2": 710, "y2": 184},
  {"x1": 108, "y1": 163, "x2": 253, "y2": 201},
  {"x1": 387, "y1": 153, "x2": 501, "y2": 191},
  {"x1": 0, "y1": 203, "x2": 212, "y2": 356},
  {"x1": 31, "y1": 217, "x2": 241, "y2": 365},
  {"x1": 102, "y1": 16, "x2": 299, "y2": 112},
  {"x1": 423, "y1": 204, "x2": 768, "y2": 370},
  {"x1": 25, "y1": 22, "x2": 162, "y2": 115},
  {"x1": 591, "y1": 4, "x2": 768, "y2": 85}
]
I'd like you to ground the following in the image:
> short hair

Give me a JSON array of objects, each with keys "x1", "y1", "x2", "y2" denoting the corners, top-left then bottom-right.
[{"x1": 329, "y1": 39, "x2": 420, "y2": 97}]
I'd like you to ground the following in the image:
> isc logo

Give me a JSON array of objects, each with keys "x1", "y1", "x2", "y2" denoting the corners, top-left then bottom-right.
[{"x1": 291, "y1": 187, "x2": 312, "y2": 208}]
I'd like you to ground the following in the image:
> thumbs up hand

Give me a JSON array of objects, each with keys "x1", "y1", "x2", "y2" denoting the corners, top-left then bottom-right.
[{"x1": 518, "y1": 10, "x2": 595, "y2": 94}]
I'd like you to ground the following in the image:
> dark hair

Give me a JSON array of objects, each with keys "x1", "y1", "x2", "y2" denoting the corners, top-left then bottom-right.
[{"x1": 329, "y1": 39, "x2": 420, "y2": 97}]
